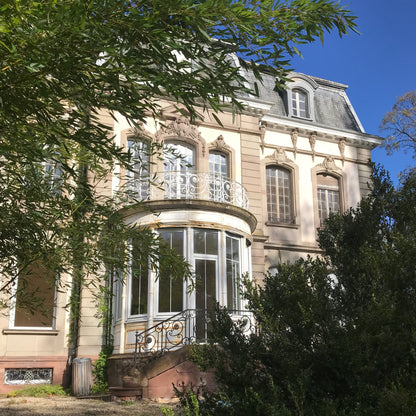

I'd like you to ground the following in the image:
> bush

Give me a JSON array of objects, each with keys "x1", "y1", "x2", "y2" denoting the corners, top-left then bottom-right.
[{"x1": 91, "y1": 346, "x2": 112, "y2": 394}]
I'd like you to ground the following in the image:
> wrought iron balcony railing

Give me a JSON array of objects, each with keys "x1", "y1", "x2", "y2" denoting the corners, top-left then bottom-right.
[
  {"x1": 133, "y1": 309, "x2": 255, "y2": 358},
  {"x1": 126, "y1": 172, "x2": 249, "y2": 210}
]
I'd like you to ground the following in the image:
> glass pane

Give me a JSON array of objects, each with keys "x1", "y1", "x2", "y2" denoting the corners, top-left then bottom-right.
[
  {"x1": 131, "y1": 240, "x2": 148, "y2": 315},
  {"x1": 292, "y1": 89, "x2": 308, "y2": 118},
  {"x1": 195, "y1": 259, "x2": 214, "y2": 340},
  {"x1": 266, "y1": 166, "x2": 292, "y2": 223},
  {"x1": 194, "y1": 229, "x2": 218, "y2": 255},
  {"x1": 14, "y1": 263, "x2": 55, "y2": 327},
  {"x1": 226, "y1": 236, "x2": 241, "y2": 310},
  {"x1": 206, "y1": 230, "x2": 218, "y2": 255},
  {"x1": 193, "y1": 229, "x2": 205, "y2": 254},
  {"x1": 158, "y1": 229, "x2": 184, "y2": 313},
  {"x1": 209, "y1": 152, "x2": 229, "y2": 177},
  {"x1": 127, "y1": 140, "x2": 150, "y2": 199},
  {"x1": 195, "y1": 259, "x2": 217, "y2": 311},
  {"x1": 164, "y1": 142, "x2": 195, "y2": 172}
]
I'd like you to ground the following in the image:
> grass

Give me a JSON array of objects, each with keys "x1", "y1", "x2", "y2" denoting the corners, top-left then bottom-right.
[{"x1": 7, "y1": 384, "x2": 69, "y2": 398}]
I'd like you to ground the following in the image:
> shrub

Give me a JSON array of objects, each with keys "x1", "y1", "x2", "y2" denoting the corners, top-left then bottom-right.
[{"x1": 7, "y1": 384, "x2": 68, "y2": 398}]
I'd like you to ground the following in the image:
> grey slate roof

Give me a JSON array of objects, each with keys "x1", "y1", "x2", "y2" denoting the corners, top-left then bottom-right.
[{"x1": 243, "y1": 71, "x2": 362, "y2": 133}]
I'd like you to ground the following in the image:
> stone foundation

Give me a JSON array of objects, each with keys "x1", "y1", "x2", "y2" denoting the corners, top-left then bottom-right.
[{"x1": 107, "y1": 346, "x2": 216, "y2": 400}]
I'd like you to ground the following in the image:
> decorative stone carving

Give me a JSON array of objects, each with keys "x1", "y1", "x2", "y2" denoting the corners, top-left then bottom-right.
[
  {"x1": 338, "y1": 138, "x2": 346, "y2": 166},
  {"x1": 290, "y1": 129, "x2": 298, "y2": 159},
  {"x1": 267, "y1": 147, "x2": 292, "y2": 165},
  {"x1": 259, "y1": 122, "x2": 266, "y2": 153},
  {"x1": 318, "y1": 156, "x2": 341, "y2": 174},
  {"x1": 309, "y1": 132, "x2": 317, "y2": 162},
  {"x1": 210, "y1": 135, "x2": 231, "y2": 153},
  {"x1": 155, "y1": 116, "x2": 206, "y2": 156}
]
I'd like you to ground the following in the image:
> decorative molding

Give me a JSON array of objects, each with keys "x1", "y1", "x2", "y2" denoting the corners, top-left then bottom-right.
[
  {"x1": 290, "y1": 129, "x2": 298, "y2": 159},
  {"x1": 309, "y1": 132, "x2": 317, "y2": 162},
  {"x1": 259, "y1": 122, "x2": 266, "y2": 153},
  {"x1": 209, "y1": 135, "x2": 232, "y2": 154},
  {"x1": 155, "y1": 116, "x2": 206, "y2": 156},
  {"x1": 123, "y1": 125, "x2": 153, "y2": 142},
  {"x1": 318, "y1": 156, "x2": 342, "y2": 174},
  {"x1": 338, "y1": 138, "x2": 346, "y2": 166},
  {"x1": 266, "y1": 147, "x2": 292, "y2": 165}
]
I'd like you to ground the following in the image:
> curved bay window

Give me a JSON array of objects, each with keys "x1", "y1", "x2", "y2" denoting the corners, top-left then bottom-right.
[
  {"x1": 317, "y1": 173, "x2": 340, "y2": 226},
  {"x1": 266, "y1": 166, "x2": 293, "y2": 224},
  {"x1": 127, "y1": 228, "x2": 247, "y2": 320}
]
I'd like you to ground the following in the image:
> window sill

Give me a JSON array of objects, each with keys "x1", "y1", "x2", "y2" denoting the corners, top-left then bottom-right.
[
  {"x1": 266, "y1": 221, "x2": 299, "y2": 229},
  {"x1": 290, "y1": 115, "x2": 314, "y2": 122},
  {"x1": 3, "y1": 329, "x2": 59, "y2": 336}
]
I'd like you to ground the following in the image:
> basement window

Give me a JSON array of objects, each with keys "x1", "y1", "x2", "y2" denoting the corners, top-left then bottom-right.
[{"x1": 4, "y1": 368, "x2": 53, "y2": 385}]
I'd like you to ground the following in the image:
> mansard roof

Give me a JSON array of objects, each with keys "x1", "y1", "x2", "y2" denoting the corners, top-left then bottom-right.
[{"x1": 242, "y1": 70, "x2": 363, "y2": 133}]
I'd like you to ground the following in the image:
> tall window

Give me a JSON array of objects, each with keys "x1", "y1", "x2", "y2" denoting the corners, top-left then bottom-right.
[
  {"x1": 266, "y1": 166, "x2": 293, "y2": 224},
  {"x1": 128, "y1": 228, "x2": 246, "y2": 320},
  {"x1": 226, "y1": 234, "x2": 241, "y2": 311},
  {"x1": 209, "y1": 152, "x2": 229, "y2": 178},
  {"x1": 13, "y1": 263, "x2": 56, "y2": 328},
  {"x1": 158, "y1": 229, "x2": 184, "y2": 313},
  {"x1": 130, "y1": 238, "x2": 149, "y2": 316},
  {"x1": 164, "y1": 142, "x2": 195, "y2": 199},
  {"x1": 127, "y1": 140, "x2": 150, "y2": 200},
  {"x1": 292, "y1": 89, "x2": 308, "y2": 118},
  {"x1": 317, "y1": 173, "x2": 340, "y2": 226},
  {"x1": 209, "y1": 151, "x2": 229, "y2": 202}
]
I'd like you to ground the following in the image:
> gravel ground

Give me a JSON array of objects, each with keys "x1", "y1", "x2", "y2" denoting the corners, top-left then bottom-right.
[{"x1": 0, "y1": 396, "x2": 174, "y2": 416}]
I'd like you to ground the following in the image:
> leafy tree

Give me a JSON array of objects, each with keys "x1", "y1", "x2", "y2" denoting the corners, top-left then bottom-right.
[
  {"x1": 0, "y1": 1, "x2": 357, "y2": 345},
  {"x1": 380, "y1": 91, "x2": 416, "y2": 158},
  {"x1": 192, "y1": 167, "x2": 416, "y2": 416}
]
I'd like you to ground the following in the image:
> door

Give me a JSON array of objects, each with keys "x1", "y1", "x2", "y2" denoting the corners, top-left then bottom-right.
[{"x1": 195, "y1": 259, "x2": 217, "y2": 341}]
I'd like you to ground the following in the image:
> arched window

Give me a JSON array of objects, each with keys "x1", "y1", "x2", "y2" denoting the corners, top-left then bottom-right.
[
  {"x1": 127, "y1": 139, "x2": 150, "y2": 200},
  {"x1": 266, "y1": 166, "x2": 293, "y2": 224},
  {"x1": 317, "y1": 173, "x2": 340, "y2": 226},
  {"x1": 292, "y1": 88, "x2": 308, "y2": 118},
  {"x1": 209, "y1": 151, "x2": 230, "y2": 202},
  {"x1": 209, "y1": 151, "x2": 229, "y2": 178},
  {"x1": 163, "y1": 141, "x2": 195, "y2": 199},
  {"x1": 163, "y1": 141, "x2": 195, "y2": 173}
]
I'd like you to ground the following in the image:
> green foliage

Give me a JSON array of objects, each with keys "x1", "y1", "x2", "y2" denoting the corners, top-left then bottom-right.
[
  {"x1": 7, "y1": 384, "x2": 68, "y2": 398},
  {"x1": 0, "y1": 0, "x2": 357, "y2": 351},
  {"x1": 191, "y1": 167, "x2": 416, "y2": 415},
  {"x1": 120, "y1": 400, "x2": 135, "y2": 406},
  {"x1": 174, "y1": 387, "x2": 203, "y2": 416},
  {"x1": 91, "y1": 346, "x2": 113, "y2": 394},
  {"x1": 160, "y1": 406, "x2": 176, "y2": 416}
]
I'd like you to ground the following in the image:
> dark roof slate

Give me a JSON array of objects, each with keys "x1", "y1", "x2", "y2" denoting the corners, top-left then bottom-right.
[{"x1": 243, "y1": 71, "x2": 363, "y2": 133}]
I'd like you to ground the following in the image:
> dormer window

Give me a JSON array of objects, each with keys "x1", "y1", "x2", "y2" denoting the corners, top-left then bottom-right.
[
  {"x1": 285, "y1": 74, "x2": 317, "y2": 121},
  {"x1": 292, "y1": 88, "x2": 308, "y2": 118}
]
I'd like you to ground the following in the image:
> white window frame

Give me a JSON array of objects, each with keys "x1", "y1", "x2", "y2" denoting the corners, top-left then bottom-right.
[{"x1": 126, "y1": 227, "x2": 250, "y2": 322}]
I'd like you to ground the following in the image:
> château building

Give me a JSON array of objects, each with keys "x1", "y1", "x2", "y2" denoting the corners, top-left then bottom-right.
[{"x1": 0, "y1": 71, "x2": 382, "y2": 397}]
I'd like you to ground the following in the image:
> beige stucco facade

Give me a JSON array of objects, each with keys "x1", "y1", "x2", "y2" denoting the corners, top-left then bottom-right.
[{"x1": 0, "y1": 72, "x2": 382, "y2": 394}]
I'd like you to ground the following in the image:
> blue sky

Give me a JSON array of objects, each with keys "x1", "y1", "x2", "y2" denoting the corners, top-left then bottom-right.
[{"x1": 290, "y1": 0, "x2": 415, "y2": 184}]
